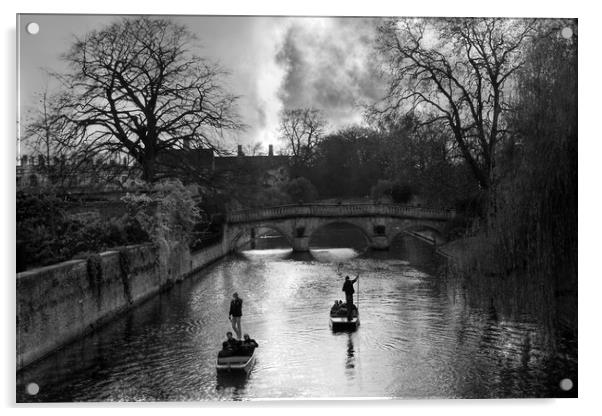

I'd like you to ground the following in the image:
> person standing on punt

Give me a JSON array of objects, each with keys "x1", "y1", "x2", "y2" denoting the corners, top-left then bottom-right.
[
  {"x1": 342, "y1": 275, "x2": 359, "y2": 321},
  {"x1": 229, "y1": 292, "x2": 243, "y2": 339}
]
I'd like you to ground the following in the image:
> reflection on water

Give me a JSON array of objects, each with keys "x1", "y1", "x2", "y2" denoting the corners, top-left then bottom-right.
[
  {"x1": 17, "y1": 229, "x2": 577, "y2": 401},
  {"x1": 346, "y1": 334, "x2": 355, "y2": 370},
  {"x1": 239, "y1": 248, "x2": 292, "y2": 261},
  {"x1": 311, "y1": 248, "x2": 360, "y2": 263},
  {"x1": 216, "y1": 371, "x2": 251, "y2": 401}
]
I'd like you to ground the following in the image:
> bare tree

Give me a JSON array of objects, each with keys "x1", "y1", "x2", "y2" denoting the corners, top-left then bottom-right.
[
  {"x1": 372, "y1": 18, "x2": 537, "y2": 190},
  {"x1": 24, "y1": 86, "x2": 70, "y2": 166},
  {"x1": 54, "y1": 17, "x2": 242, "y2": 182},
  {"x1": 279, "y1": 108, "x2": 326, "y2": 166},
  {"x1": 22, "y1": 86, "x2": 109, "y2": 190}
]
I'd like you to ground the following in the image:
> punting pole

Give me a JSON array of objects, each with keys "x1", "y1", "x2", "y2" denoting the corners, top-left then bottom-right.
[{"x1": 357, "y1": 272, "x2": 360, "y2": 310}]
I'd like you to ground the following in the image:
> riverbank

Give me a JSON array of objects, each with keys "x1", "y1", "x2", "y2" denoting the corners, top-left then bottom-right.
[
  {"x1": 16, "y1": 239, "x2": 237, "y2": 371},
  {"x1": 436, "y1": 235, "x2": 495, "y2": 268},
  {"x1": 434, "y1": 232, "x2": 577, "y2": 344}
]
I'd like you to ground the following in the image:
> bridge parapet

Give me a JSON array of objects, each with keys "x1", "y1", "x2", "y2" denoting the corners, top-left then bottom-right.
[{"x1": 226, "y1": 203, "x2": 456, "y2": 224}]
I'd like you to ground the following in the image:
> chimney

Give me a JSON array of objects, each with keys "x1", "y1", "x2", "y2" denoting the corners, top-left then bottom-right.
[
  {"x1": 237, "y1": 145, "x2": 244, "y2": 157},
  {"x1": 183, "y1": 138, "x2": 190, "y2": 150},
  {"x1": 268, "y1": 144, "x2": 274, "y2": 156}
]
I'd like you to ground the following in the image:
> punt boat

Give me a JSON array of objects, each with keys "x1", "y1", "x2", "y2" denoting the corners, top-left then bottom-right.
[
  {"x1": 330, "y1": 307, "x2": 360, "y2": 330},
  {"x1": 216, "y1": 349, "x2": 256, "y2": 373}
]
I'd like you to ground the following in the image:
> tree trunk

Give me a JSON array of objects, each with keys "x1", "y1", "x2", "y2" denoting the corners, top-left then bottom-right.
[
  {"x1": 141, "y1": 153, "x2": 156, "y2": 183},
  {"x1": 452, "y1": 128, "x2": 491, "y2": 190}
]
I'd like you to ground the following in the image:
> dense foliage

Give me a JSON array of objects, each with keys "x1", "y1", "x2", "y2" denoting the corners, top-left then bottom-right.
[
  {"x1": 282, "y1": 177, "x2": 318, "y2": 204},
  {"x1": 16, "y1": 192, "x2": 149, "y2": 272},
  {"x1": 489, "y1": 23, "x2": 578, "y2": 289},
  {"x1": 121, "y1": 179, "x2": 202, "y2": 247},
  {"x1": 291, "y1": 122, "x2": 478, "y2": 208},
  {"x1": 16, "y1": 179, "x2": 208, "y2": 272}
]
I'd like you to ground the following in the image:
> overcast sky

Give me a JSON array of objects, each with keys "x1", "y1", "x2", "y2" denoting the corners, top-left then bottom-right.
[{"x1": 18, "y1": 14, "x2": 388, "y2": 155}]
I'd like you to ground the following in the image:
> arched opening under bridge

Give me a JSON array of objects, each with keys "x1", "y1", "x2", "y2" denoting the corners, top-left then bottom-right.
[
  {"x1": 308, "y1": 221, "x2": 370, "y2": 263},
  {"x1": 231, "y1": 224, "x2": 293, "y2": 261},
  {"x1": 388, "y1": 223, "x2": 445, "y2": 268}
]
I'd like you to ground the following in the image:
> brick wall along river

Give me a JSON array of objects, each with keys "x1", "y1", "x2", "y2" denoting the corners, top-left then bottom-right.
[{"x1": 16, "y1": 240, "x2": 237, "y2": 370}]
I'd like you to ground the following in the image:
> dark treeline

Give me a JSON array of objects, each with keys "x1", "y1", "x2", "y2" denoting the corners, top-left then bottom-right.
[{"x1": 289, "y1": 120, "x2": 479, "y2": 209}]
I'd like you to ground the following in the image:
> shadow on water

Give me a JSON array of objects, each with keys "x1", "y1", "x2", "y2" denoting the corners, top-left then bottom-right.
[
  {"x1": 345, "y1": 333, "x2": 355, "y2": 370},
  {"x1": 331, "y1": 324, "x2": 359, "y2": 335},
  {"x1": 215, "y1": 371, "x2": 250, "y2": 399},
  {"x1": 310, "y1": 222, "x2": 369, "y2": 255}
]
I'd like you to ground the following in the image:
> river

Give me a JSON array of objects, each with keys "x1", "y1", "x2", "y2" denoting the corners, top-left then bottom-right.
[{"x1": 16, "y1": 225, "x2": 577, "y2": 401}]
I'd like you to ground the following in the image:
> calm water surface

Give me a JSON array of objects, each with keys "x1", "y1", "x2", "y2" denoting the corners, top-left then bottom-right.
[{"x1": 17, "y1": 228, "x2": 577, "y2": 401}]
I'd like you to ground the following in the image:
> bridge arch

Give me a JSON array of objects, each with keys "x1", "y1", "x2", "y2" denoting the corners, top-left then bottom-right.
[
  {"x1": 307, "y1": 220, "x2": 373, "y2": 249},
  {"x1": 387, "y1": 220, "x2": 446, "y2": 246},
  {"x1": 229, "y1": 222, "x2": 294, "y2": 250}
]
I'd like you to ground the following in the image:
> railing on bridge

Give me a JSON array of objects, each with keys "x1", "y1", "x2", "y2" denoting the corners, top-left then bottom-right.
[{"x1": 226, "y1": 203, "x2": 456, "y2": 224}]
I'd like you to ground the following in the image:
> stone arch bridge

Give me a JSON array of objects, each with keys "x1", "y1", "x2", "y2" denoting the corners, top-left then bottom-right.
[{"x1": 224, "y1": 204, "x2": 456, "y2": 252}]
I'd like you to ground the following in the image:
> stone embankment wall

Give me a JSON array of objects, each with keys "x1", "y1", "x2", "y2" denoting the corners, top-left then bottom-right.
[{"x1": 17, "y1": 238, "x2": 233, "y2": 370}]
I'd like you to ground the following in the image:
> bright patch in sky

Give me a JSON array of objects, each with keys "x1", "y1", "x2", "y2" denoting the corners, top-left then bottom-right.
[{"x1": 18, "y1": 15, "x2": 386, "y2": 155}]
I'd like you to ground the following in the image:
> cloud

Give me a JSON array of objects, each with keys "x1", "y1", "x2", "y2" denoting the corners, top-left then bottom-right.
[
  {"x1": 215, "y1": 17, "x2": 291, "y2": 153},
  {"x1": 206, "y1": 17, "x2": 387, "y2": 151},
  {"x1": 246, "y1": 19, "x2": 290, "y2": 149},
  {"x1": 275, "y1": 18, "x2": 386, "y2": 132}
]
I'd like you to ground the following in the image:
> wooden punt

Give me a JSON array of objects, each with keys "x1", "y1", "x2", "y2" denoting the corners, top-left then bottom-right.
[
  {"x1": 330, "y1": 309, "x2": 360, "y2": 330},
  {"x1": 216, "y1": 349, "x2": 256, "y2": 373}
]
